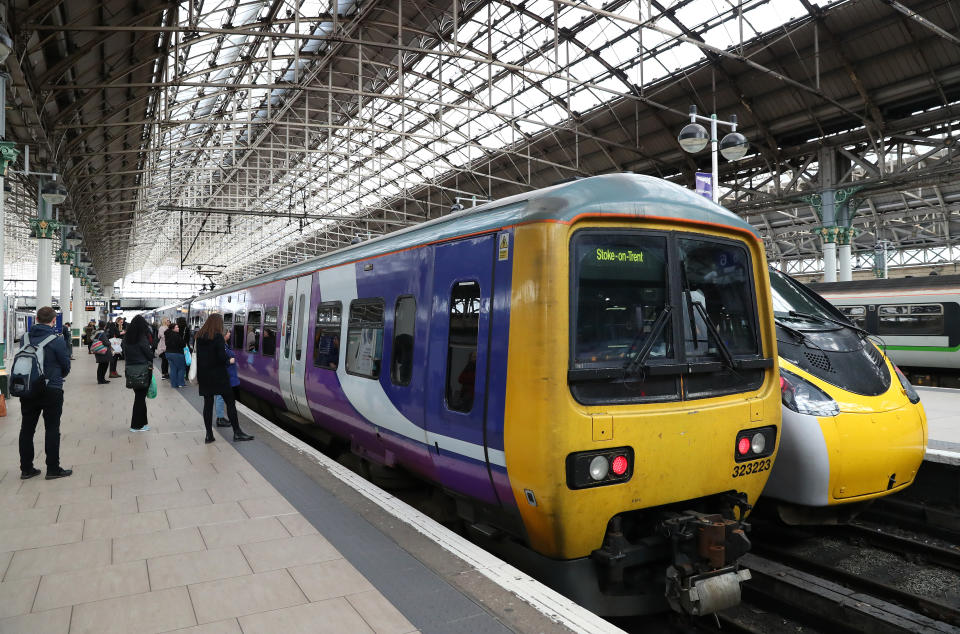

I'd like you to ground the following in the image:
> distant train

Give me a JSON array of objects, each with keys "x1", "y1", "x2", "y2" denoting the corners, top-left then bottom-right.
[
  {"x1": 763, "y1": 269, "x2": 927, "y2": 523},
  {"x1": 808, "y1": 275, "x2": 960, "y2": 373},
  {"x1": 147, "y1": 174, "x2": 782, "y2": 617}
]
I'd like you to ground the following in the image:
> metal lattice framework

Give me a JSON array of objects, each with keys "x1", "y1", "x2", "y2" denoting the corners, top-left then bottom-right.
[{"x1": 3, "y1": 0, "x2": 959, "y2": 294}]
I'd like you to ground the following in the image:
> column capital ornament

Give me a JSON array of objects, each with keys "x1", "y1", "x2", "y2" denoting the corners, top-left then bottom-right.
[
  {"x1": 0, "y1": 141, "x2": 20, "y2": 175},
  {"x1": 815, "y1": 225, "x2": 839, "y2": 243},
  {"x1": 29, "y1": 218, "x2": 61, "y2": 239}
]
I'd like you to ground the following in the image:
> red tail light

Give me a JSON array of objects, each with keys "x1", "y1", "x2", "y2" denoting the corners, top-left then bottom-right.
[
  {"x1": 737, "y1": 437, "x2": 751, "y2": 455},
  {"x1": 611, "y1": 455, "x2": 629, "y2": 475}
]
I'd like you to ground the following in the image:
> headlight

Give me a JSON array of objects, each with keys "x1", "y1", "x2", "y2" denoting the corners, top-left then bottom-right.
[
  {"x1": 894, "y1": 366, "x2": 921, "y2": 404},
  {"x1": 780, "y1": 368, "x2": 839, "y2": 417}
]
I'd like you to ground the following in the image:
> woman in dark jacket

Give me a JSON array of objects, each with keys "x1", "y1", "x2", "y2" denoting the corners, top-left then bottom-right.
[
  {"x1": 121, "y1": 315, "x2": 154, "y2": 431},
  {"x1": 93, "y1": 322, "x2": 112, "y2": 384},
  {"x1": 164, "y1": 323, "x2": 187, "y2": 388},
  {"x1": 195, "y1": 314, "x2": 253, "y2": 444}
]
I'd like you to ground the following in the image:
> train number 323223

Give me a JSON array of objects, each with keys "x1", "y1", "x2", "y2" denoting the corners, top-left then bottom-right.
[{"x1": 732, "y1": 459, "x2": 772, "y2": 478}]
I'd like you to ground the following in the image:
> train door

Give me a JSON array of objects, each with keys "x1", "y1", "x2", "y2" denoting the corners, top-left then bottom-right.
[
  {"x1": 279, "y1": 275, "x2": 315, "y2": 421},
  {"x1": 425, "y1": 235, "x2": 499, "y2": 504}
]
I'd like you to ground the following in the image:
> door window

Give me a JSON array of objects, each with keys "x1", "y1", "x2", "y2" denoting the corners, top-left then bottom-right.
[
  {"x1": 445, "y1": 282, "x2": 480, "y2": 413},
  {"x1": 313, "y1": 302, "x2": 342, "y2": 370},
  {"x1": 392, "y1": 296, "x2": 416, "y2": 386},
  {"x1": 346, "y1": 299, "x2": 384, "y2": 378},
  {"x1": 283, "y1": 296, "x2": 294, "y2": 358},
  {"x1": 878, "y1": 304, "x2": 944, "y2": 335},
  {"x1": 295, "y1": 295, "x2": 307, "y2": 361},
  {"x1": 232, "y1": 311, "x2": 245, "y2": 351},
  {"x1": 247, "y1": 310, "x2": 262, "y2": 354},
  {"x1": 262, "y1": 307, "x2": 278, "y2": 356}
]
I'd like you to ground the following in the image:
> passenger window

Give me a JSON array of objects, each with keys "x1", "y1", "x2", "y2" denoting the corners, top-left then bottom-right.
[
  {"x1": 233, "y1": 312, "x2": 245, "y2": 351},
  {"x1": 295, "y1": 295, "x2": 306, "y2": 361},
  {"x1": 262, "y1": 307, "x2": 278, "y2": 356},
  {"x1": 283, "y1": 297, "x2": 294, "y2": 358},
  {"x1": 838, "y1": 305, "x2": 866, "y2": 329},
  {"x1": 346, "y1": 299, "x2": 384, "y2": 379},
  {"x1": 391, "y1": 296, "x2": 416, "y2": 386},
  {"x1": 878, "y1": 304, "x2": 943, "y2": 335},
  {"x1": 313, "y1": 301, "x2": 342, "y2": 370},
  {"x1": 247, "y1": 310, "x2": 262, "y2": 354},
  {"x1": 223, "y1": 313, "x2": 234, "y2": 341},
  {"x1": 445, "y1": 282, "x2": 480, "y2": 413}
]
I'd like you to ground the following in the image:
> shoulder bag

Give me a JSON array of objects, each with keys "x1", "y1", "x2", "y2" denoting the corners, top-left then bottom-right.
[{"x1": 125, "y1": 363, "x2": 152, "y2": 390}]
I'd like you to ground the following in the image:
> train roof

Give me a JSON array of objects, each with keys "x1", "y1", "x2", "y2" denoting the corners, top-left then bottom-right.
[
  {"x1": 807, "y1": 274, "x2": 960, "y2": 294},
  {"x1": 196, "y1": 173, "x2": 760, "y2": 301}
]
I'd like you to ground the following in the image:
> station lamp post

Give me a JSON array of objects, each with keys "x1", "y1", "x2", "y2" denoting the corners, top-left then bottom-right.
[{"x1": 677, "y1": 105, "x2": 749, "y2": 205}]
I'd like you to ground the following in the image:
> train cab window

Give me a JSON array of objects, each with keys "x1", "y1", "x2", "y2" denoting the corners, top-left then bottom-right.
[
  {"x1": 569, "y1": 233, "x2": 677, "y2": 403},
  {"x1": 838, "y1": 306, "x2": 866, "y2": 328},
  {"x1": 346, "y1": 299, "x2": 384, "y2": 378},
  {"x1": 262, "y1": 307, "x2": 278, "y2": 356},
  {"x1": 878, "y1": 304, "x2": 944, "y2": 335},
  {"x1": 247, "y1": 310, "x2": 262, "y2": 353},
  {"x1": 392, "y1": 296, "x2": 416, "y2": 386},
  {"x1": 445, "y1": 282, "x2": 480, "y2": 412},
  {"x1": 233, "y1": 311, "x2": 245, "y2": 351},
  {"x1": 314, "y1": 302, "x2": 342, "y2": 370}
]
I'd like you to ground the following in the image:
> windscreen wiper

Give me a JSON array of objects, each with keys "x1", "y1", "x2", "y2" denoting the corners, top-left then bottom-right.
[
  {"x1": 624, "y1": 305, "x2": 673, "y2": 376},
  {"x1": 689, "y1": 300, "x2": 736, "y2": 371},
  {"x1": 787, "y1": 309, "x2": 870, "y2": 336},
  {"x1": 774, "y1": 317, "x2": 810, "y2": 343}
]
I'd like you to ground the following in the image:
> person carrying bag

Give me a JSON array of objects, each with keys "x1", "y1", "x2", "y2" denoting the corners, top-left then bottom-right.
[{"x1": 121, "y1": 315, "x2": 154, "y2": 432}]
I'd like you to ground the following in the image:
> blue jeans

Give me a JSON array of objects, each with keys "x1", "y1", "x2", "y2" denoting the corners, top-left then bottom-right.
[
  {"x1": 167, "y1": 352, "x2": 186, "y2": 388},
  {"x1": 215, "y1": 394, "x2": 225, "y2": 419}
]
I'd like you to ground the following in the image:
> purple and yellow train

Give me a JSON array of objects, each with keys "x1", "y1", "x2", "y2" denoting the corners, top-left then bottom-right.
[{"x1": 148, "y1": 174, "x2": 782, "y2": 616}]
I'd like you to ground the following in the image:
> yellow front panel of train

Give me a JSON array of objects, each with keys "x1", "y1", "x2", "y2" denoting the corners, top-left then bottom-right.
[{"x1": 502, "y1": 219, "x2": 780, "y2": 559}]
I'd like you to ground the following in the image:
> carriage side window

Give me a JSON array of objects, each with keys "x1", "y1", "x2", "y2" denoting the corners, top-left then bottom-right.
[
  {"x1": 446, "y1": 282, "x2": 480, "y2": 413},
  {"x1": 247, "y1": 310, "x2": 262, "y2": 353},
  {"x1": 838, "y1": 305, "x2": 866, "y2": 329},
  {"x1": 262, "y1": 307, "x2": 278, "y2": 356},
  {"x1": 223, "y1": 313, "x2": 233, "y2": 339},
  {"x1": 314, "y1": 302, "x2": 342, "y2": 370},
  {"x1": 346, "y1": 299, "x2": 384, "y2": 379},
  {"x1": 392, "y1": 296, "x2": 416, "y2": 386},
  {"x1": 295, "y1": 295, "x2": 307, "y2": 361},
  {"x1": 232, "y1": 312, "x2": 246, "y2": 351},
  {"x1": 878, "y1": 304, "x2": 943, "y2": 336}
]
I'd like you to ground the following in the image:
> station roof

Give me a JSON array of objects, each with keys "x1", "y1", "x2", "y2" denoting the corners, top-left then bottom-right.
[{"x1": 4, "y1": 0, "x2": 959, "y2": 292}]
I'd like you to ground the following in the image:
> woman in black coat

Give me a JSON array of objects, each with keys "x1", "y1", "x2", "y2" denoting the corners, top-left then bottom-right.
[
  {"x1": 121, "y1": 315, "x2": 154, "y2": 431},
  {"x1": 195, "y1": 313, "x2": 253, "y2": 444},
  {"x1": 93, "y1": 322, "x2": 112, "y2": 384}
]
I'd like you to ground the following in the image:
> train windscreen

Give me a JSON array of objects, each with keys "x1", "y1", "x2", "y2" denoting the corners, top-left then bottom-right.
[{"x1": 570, "y1": 231, "x2": 764, "y2": 403}]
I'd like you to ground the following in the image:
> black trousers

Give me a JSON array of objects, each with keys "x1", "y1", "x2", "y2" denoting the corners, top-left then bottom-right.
[
  {"x1": 131, "y1": 388, "x2": 148, "y2": 429},
  {"x1": 110, "y1": 354, "x2": 119, "y2": 373},
  {"x1": 97, "y1": 362, "x2": 109, "y2": 383},
  {"x1": 160, "y1": 353, "x2": 168, "y2": 376},
  {"x1": 19, "y1": 388, "x2": 64, "y2": 472},
  {"x1": 203, "y1": 390, "x2": 239, "y2": 437}
]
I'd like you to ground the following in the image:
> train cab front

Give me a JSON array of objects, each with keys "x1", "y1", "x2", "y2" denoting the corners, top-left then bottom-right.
[
  {"x1": 503, "y1": 214, "x2": 780, "y2": 617},
  {"x1": 763, "y1": 269, "x2": 928, "y2": 524}
]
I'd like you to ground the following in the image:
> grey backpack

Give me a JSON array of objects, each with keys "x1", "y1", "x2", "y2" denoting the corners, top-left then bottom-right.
[{"x1": 10, "y1": 333, "x2": 58, "y2": 398}]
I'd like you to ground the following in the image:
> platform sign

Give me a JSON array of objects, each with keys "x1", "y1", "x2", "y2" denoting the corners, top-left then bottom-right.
[
  {"x1": 109, "y1": 300, "x2": 121, "y2": 311},
  {"x1": 695, "y1": 172, "x2": 712, "y2": 200}
]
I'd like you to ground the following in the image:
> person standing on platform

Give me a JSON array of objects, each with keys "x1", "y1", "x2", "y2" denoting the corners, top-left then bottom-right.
[
  {"x1": 165, "y1": 321, "x2": 187, "y2": 388},
  {"x1": 61, "y1": 322, "x2": 75, "y2": 360},
  {"x1": 93, "y1": 324, "x2": 112, "y2": 384},
  {"x1": 106, "y1": 318, "x2": 123, "y2": 378},
  {"x1": 195, "y1": 314, "x2": 253, "y2": 444},
  {"x1": 17, "y1": 306, "x2": 72, "y2": 480},
  {"x1": 122, "y1": 315, "x2": 154, "y2": 432},
  {"x1": 156, "y1": 318, "x2": 170, "y2": 380},
  {"x1": 214, "y1": 329, "x2": 238, "y2": 427},
  {"x1": 83, "y1": 320, "x2": 95, "y2": 348}
]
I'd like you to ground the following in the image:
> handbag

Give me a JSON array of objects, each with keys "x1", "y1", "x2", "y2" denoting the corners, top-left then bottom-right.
[
  {"x1": 125, "y1": 363, "x2": 152, "y2": 390},
  {"x1": 147, "y1": 374, "x2": 158, "y2": 399},
  {"x1": 188, "y1": 350, "x2": 199, "y2": 384},
  {"x1": 90, "y1": 339, "x2": 108, "y2": 355},
  {"x1": 109, "y1": 337, "x2": 123, "y2": 355},
  {"x1": 183, "y1": 346, "x2": 192, "y2": 366}
]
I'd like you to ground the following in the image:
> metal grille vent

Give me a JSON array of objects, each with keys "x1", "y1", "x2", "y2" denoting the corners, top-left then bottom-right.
[{"x1": 804, "y1": 350, "x2": 834, "y2": 373}]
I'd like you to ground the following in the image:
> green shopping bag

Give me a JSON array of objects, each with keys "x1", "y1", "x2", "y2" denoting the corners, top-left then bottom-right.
[{"x1": 147, "y1": 373, "x2": 158, "y2": 399}]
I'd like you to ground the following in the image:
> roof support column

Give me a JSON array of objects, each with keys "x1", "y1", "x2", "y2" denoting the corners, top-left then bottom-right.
[
  {"x1": 36, "y1": 192, "x2": 52, "y2": 308},
  {"x1": 59, "y1": 262, "x2": 71, "y2": 325}
]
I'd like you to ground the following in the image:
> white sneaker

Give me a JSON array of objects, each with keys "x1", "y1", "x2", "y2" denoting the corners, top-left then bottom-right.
[{"x1": 129, "y1": 425, "x2": 150, "y2": 432}]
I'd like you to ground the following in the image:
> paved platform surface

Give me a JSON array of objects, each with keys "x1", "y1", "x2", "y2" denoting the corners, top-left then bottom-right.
[
  {"x1": 0, "y1": 354, "x2": 578, "y2": 634},
  {"x1": 918, "y1": 386, "x2": 960, "y2": 465}
]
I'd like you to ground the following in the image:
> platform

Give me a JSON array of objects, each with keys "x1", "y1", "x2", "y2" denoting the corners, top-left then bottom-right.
[
  {"x1": 917, "y1": 386, "x2": 960, "y2": 466},
  {"x1": 0, "y1": 356, "x2": 613, "y2": 634}
]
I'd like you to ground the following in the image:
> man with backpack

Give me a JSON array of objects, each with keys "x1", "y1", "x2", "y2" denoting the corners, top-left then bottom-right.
[{"x1": 14, "y1": 306, "x2": 72, "y2": 480}]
